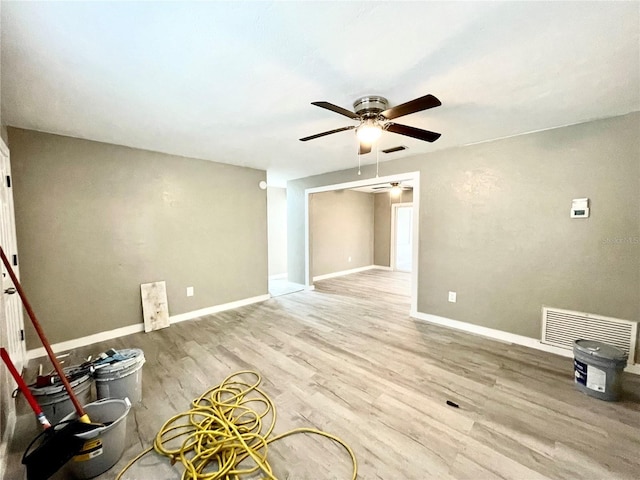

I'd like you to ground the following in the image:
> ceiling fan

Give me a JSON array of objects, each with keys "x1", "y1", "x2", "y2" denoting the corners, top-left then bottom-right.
[
  {"x1": 371, "y1": 181, "x2": 412, "y2": 192},
  {"x1": 300, "y1": 94, "x2": 441, "y2": 154}
]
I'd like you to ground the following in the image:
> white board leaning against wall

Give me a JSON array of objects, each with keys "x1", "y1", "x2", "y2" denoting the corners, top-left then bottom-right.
[{"x1": 141, "y1": 281, "x2": 170, "y2": 332}]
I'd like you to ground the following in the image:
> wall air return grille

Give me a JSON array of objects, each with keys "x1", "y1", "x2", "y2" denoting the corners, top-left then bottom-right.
[{"x1": 542, "y1": 307, "x2": 637, "y2": 364}]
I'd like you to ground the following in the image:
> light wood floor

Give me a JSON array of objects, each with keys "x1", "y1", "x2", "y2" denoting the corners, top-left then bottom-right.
[{"x1": 7, "y1": 269, "x2": 640, "y2": 479}]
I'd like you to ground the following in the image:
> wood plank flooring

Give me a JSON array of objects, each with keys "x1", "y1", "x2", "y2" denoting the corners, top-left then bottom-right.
[{"x1": 6, "y1": 269, "x2": 640, "y2": 479}]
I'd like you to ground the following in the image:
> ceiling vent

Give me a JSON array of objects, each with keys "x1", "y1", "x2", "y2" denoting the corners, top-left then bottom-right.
[{"x1": 381, "y1": 146, "x2": 408, "y2": 154}]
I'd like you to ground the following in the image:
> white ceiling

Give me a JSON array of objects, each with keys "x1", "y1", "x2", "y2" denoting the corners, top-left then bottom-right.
[{"x1": 2, "y1": 2, "x2": 638, "y2": 186}]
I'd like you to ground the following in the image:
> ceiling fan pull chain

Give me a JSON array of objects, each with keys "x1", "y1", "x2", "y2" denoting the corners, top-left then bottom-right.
[
  {"x1": 357, "y1": 137, "x2": 362, "y2": 175},
  {"x1": 376, "y1": 143, "x2": 379, "y2": 178}
]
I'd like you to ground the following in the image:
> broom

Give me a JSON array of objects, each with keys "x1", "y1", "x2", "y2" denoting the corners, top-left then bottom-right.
[
  {"x1": 0, "y1": 246, "x2": 103, "y2": 479},
  {"x1": 0, "y1": 347, "x2": 51, "y2": 429},
  {"x1": 0, "y1": 246, "x2": 92, "y2": 424},
  {"x1": 1, "y1": 346, "x2": 102, "y2": 480}
]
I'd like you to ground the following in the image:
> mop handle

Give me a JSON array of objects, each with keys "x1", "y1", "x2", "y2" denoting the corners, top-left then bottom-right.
[
  {"x1": 0, "y1": 246, "x2": 89, "y2": 423},
  {"x1": 0, "y1": 347, "x2": 50, "y2": 428}
]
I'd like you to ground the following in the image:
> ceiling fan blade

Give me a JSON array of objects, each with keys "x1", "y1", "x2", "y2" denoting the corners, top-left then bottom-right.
[
  {"x1": 386, "y1": 123, "x2": 441, "y2": 143},
  {"x1": 359, "y1": 143, "x2": 372, "y2": 155},
  {"x1": 299, "y1": 125, "x2": 356, "y2": 142},
  {"x1": 380, "y1": 94, "x2": 441, "y2": 120},
  {"x1": 311, "y1": 101, "x2": 360, "y2": 120}
]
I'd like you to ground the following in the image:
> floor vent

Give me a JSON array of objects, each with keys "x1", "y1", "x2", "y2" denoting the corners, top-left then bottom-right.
[{"x1": 542, "y1": 307, "x2": 637, "y2": 364}]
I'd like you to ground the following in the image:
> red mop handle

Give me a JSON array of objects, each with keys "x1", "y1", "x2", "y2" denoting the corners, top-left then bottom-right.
[
  {"x1": 0, "y1": 246, "x2": 89, "y2": 422},
  {"x1": 1, "y1": 347, "x2": 50, "y2": 428}
]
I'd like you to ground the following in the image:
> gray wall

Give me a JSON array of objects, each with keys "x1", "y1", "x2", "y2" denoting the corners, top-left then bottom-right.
[
  {"x1": 9, "y1": 128, "x2": 268, "y2": 348},
  {"x1": 310, "y1": 190, "x2": 374, "y2": 278},
  {"x1": 374, "y1": 190, "x2": 414, "y2": 267},
  {"x1": 288, "y1": 113, "x2": 640, "y2": 352},
  {"x1": 267, "y1": 187, "x2": 287, "y2": 277}
]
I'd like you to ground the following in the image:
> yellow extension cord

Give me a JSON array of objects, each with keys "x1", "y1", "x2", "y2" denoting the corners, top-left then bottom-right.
[{"x1": 116, "y1": 370, "x2": 357, "y2": 480}]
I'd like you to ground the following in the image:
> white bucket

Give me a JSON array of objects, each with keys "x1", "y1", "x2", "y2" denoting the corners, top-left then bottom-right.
[
  {"x1": 61, "y1": 397, "x2": 131, "y2": 479},
  {"x1": 94, "y1": 348, "x2": 145, "y2": 403},
  {"x1": 29, "y1": 372, "x2": 94, "y2": 428}
]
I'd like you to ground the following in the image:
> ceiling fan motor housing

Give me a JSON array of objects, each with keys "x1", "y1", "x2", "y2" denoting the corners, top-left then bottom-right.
[{"x1": 353, "y1": 96, "x2": 389, "y2": 118}]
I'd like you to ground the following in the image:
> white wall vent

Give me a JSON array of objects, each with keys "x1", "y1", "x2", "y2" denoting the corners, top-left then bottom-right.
[{"x1": 542, "y1": 307, "x2": 638, "y2": 364}]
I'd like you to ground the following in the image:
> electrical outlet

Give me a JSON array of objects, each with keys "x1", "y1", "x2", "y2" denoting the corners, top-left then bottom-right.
[
  {"x1": 348, "y1": 256, "x2": 352, "y2": 262},
  {"x1": 448, "y1": 291, "x2": 457, "y2": 303},
  {"x1": 186, "y1": 286, "x2": 194, "y2": 297}
]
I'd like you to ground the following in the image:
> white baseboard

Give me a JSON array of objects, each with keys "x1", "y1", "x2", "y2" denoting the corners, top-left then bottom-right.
[
  {"x1": 169, "y1": 294, "x2": 270, "y2": 324},
  {"x1": 27, "y1": 323, "x2": 145, "y2": 361},
  {"x1": 373, "y1": 265, "x2": 393, "y2": 271},
  {"x1": 412, "y1": 312, "x2": 640, "y2": 375},
  {"x1": 313, "y1": 265, "x2": 378, "y2": 282},
  {"x1": 625, "y1": 363, "x2": 640, "y2": 375},
  {"x1": 268, "y1": 273, "x2": 288, "y2": 280},
  {"x1": 0, "y1": 410, "x2": 16, "y2": 480},
  {"x1": 27, "y1": 293, "x2": 271, "y2": 361}
]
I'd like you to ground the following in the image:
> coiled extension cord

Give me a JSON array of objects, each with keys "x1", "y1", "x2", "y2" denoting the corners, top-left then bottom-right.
[{"x1": 116, "y1": 370, "x2": 357, "y2": 479}]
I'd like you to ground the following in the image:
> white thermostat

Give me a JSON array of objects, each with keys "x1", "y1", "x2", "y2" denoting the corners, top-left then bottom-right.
[{"x1": 571, "y1": 198, "x2": 589, "y2": 218}]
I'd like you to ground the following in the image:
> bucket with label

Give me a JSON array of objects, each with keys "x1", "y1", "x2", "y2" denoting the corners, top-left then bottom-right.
[
  {"x1": 29, "y1": 369, "x2": 94, "y2": 428},
  {"x1": 573, "y1": 339, "x2": 628, "y2": 401},
  {"x1": 94, "y1": 348, "x2": 145, "y2": 403},
  {"x1": 61, "y1": 397, "x2": 131, "y2": 479}
]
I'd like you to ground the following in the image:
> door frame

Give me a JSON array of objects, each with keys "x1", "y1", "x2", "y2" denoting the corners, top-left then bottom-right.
[
  {"x1": 390, "y1": 202, "x2": 413, "y2": 272},
  {"x1": 304, "y1": 171, "x2": 420, "y2": 315},
  {"x1": 0, "y1": 137, "x2": 26, "y2": 372}
]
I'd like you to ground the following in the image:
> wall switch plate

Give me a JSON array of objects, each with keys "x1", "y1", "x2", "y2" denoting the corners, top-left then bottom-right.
[
  {"x1": 348, "y1": 256, "x2": 352, "y2": 262},
  {"x1": 448, "y1": 291, "x2": 457, "y2": 303},
  {"x1": 186, "y1": 286, "x2": 194, "y2": 297}
]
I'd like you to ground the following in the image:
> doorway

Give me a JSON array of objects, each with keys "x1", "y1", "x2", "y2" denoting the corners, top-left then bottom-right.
[
  {"x1": 392, "y1": 203, "x2": 413, "y2": 272},
  {"x1": 304, "y1": 171, "x2": 420, "y2": 315},
  {"x1": 266, "y1": 186, "x2": 304, "y2": 297}
]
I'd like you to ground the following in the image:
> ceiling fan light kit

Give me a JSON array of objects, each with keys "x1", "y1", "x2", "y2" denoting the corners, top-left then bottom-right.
[
  {"x1": 300, "y1": 93, "x2": 442, "y2": 155},
  {"x1": 356, "y1": 119, "x2": 382, "y2": 144}
]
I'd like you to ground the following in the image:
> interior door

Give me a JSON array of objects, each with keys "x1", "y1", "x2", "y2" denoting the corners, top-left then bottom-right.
[
  {"x1": 392, "y1": 203, "x2": 413, "y2": 272},
  {"x1": 0, "y1": 141, "x2": 26, "y2": 373}
]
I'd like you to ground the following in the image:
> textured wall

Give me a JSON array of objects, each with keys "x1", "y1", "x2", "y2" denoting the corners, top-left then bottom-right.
[
  {"x1": 310, "y1": 190, "x2": 374, "y2": 278},
  {"x1": 288, "y1": 113, "x2": 640, "y2": 348},
  {"x1": 9, "y1": 128, "x2": 268, "y2": 348}
]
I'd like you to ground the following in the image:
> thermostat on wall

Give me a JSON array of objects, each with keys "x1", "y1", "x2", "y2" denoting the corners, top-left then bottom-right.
[{"x1": 571, "y1": 198, "x2": 589, "y2": 218}]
